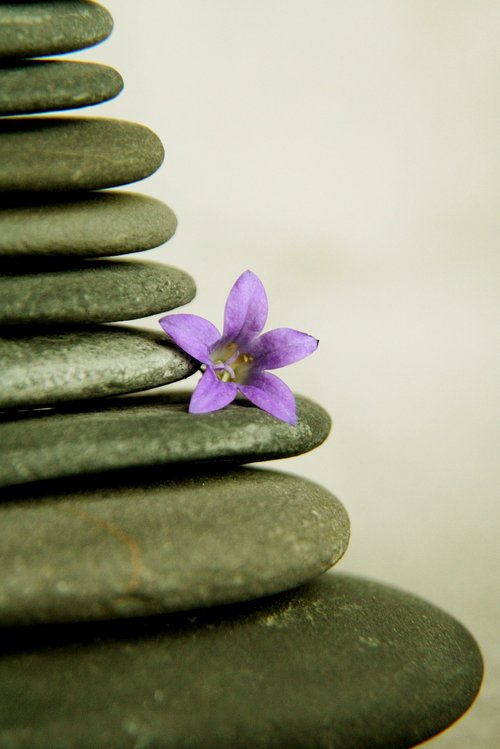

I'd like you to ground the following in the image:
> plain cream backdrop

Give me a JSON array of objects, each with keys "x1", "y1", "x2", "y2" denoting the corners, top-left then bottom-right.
[{"x1": 77, "y1": 2, "x2": 499, "y2": 745}]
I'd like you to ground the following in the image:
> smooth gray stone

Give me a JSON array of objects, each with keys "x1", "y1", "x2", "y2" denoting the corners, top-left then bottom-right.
[
  {"x1": 0, "y1": 61, "x2": 123, "y2": 115},
  {"x1": 0, "y1": 393, "x2": 331, "y2": 488},
  {"x1": 0, "y1": 118, "x2": 164, "y2": 192},
  {"x1": 0, "y1": 1, "x2": 113, "y2": 59},
  {"x1": 0, "y1": 260, "x2": 195, "y2": 324},
  {"x1": 0, "y1": 468, "x2": 350, "y2": 625},
  {"x1": 0, "y1": 326, "x2": 197, "y2": 410},
  {"x1": 0, "y1": 575, "x2": 483, "y2": 749},
  {"x1": 0, "y1": 192, "x2": 177, "y2": 257}
]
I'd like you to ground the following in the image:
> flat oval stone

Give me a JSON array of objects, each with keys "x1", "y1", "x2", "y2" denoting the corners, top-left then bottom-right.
[
  {"x1": 0, "y1": 326, "x2": 197, "y2": 410},
  {"x1": 0, "y1": 61, "x2": 123, "y2": 115},
  {"x1": 0, "y1": 192, "x2": 177, "y2": 257},
  {"x1": 0, "y1": 468, "x2": 350, "y2": 625},
  {"x1": 0, "y1": 575, "x2": 483, "y2": 748},
  {"x1": 0, "y1": 260, "x2": 195, "y2": 324},
  {"x1": 0, "y1": 394, "x2": 331, "y2": 488},
  {"x1": 0, "y1": 118, "x2": 164, "y2": 192},
  {"x1": 0, "y1": 1, "x2": 113, "y2": 59}
]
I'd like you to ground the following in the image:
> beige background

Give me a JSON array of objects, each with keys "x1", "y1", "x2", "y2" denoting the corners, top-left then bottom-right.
[{"x1": 79, "y1": 2, "x2": 499, "y2": 745}]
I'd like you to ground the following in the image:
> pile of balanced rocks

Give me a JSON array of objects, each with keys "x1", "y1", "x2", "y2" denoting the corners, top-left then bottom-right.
[{"x1": 0, "y1": 3, "x2": 482, "y2": 747}]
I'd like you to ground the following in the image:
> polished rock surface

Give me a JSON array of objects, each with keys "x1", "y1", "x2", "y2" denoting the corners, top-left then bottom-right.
[
  {"x1": 0, "y1": 61, "x2": 123, "y2": 115},
  {"x1": 0, "y1": 393, "x2": 331, "y2": 488},
  {"x1": 0, "y1": 468, "x2": 349, "y2": 625},
  {"x1": 0, "y1": 1, "x2": 113, "y2": 59},
  {"x1": 0, "y1": 574, "x2": 483, "y2": 749},
  {"x1": 0, "y1": 260, "x2": 195, "y2": 324},
  {"x1": 0, "y1": 118, "x2": 164, "y2": 192},
  {"x1": 0, "y1": 326, "x2": 197, "y2": 410},
  {"x1": 0, "y1": 192, "x2": 177, "y2": 257}
]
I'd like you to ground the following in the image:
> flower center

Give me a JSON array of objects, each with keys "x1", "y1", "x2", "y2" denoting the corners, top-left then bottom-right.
[{"x1": 211, "y1": 342, "x2": 254, "y2": 384}]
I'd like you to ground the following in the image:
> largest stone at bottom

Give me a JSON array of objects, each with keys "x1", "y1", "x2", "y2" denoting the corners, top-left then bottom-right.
[{"x1": 0, "y1": 574, "x2": 482, "y2": 749}]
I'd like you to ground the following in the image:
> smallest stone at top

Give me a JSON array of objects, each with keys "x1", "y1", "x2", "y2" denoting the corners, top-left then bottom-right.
[{"x1": 0, "y1": 1, "x2": 113, "y2": 59}]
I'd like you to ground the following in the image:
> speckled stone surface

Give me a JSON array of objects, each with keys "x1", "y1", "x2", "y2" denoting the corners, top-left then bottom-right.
[
  {"x1": 0, "y1": 192, "x2": 177, "y2": 257},
  {"x1": 0, "y1": 1, "x2": 113, "y2": 59},
  {"x1": 0, "y1": 393, "x2": 331, "y2": 488},
  {"x1": 0, "y1": 260, "x2": 195, "y2": 324},
  {"x1": 0, "y1": 326, "x2": 197, "y2": 410},
  {"x1": 0, "y1": 118, "x2": 164, "y2": 192},
  {"x1": 0, "y1": 61, "x2": 123, "y2": 115},
  {"x1": 0, "y1": 468, "x2": 349, "y2": 625},
  {"x1": 0, "y1": 574, "x2": 483, "y2": 749}
]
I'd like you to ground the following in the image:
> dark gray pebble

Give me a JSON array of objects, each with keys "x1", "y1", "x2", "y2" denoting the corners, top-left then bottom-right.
[
  {"x1": 0, "y1": 468, "x2": 350, "y2": 625},
  {"x1": 0, "y1": 574, "x2": 483, "y2": 749},
  {"x1": 0, "y1": 61, "x2": 123, "y2": 115},
  {"x1": 0, "y1": 192, "x2": 177, "y2": 258},
  {"x1": 0, "y1": 393, "x2": 331, "y2": 487},
  {"x1": 0, "y1": 260, "x2": 195, "y2": 324},
  {"x1": 0, "y1": 1, "x2": 113, "y2": 59},
  {"x1": 0, "y1": 325, "x2": 198, "y2": 409},
  {"x1": 0, "y1": 118, "x2": 164, "y2": 192}
]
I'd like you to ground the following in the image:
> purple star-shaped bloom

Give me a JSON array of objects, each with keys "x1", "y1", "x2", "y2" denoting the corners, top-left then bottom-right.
[{"x1": 159, "y1": 270, "x2": 318, "y2": 425}]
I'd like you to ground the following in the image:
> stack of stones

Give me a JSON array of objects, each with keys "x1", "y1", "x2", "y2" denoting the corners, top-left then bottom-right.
[{"x1": 0, "y1": 3, "x2": 483, "y2": 748}]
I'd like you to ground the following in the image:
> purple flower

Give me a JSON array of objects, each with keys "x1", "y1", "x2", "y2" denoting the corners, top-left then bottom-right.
[{"x1": 159, "y1": 270, "x2": 318, "y2": 425}]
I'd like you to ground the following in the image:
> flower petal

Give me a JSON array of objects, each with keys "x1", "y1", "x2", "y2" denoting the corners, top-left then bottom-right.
[
  {"x1": 222, "y1": 270, "x2": 268, "y2": 345},
  {"x1": 238, "y1": 371, "x2": 297, "y2": 425},
  {"x1": 159, "y1": 314, "x2": 220, "y2": 364},
  {"x1": 189, "y1": 367, "x2": 237, "y2": 414},
  {"x1": 250, "y1": 328, "x2": 319, "y2": 370}
]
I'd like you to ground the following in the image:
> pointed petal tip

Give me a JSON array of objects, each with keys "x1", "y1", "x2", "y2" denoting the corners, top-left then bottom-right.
[{"x1": 239, "y1": 269, "x2": 260, "y2": 281}]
